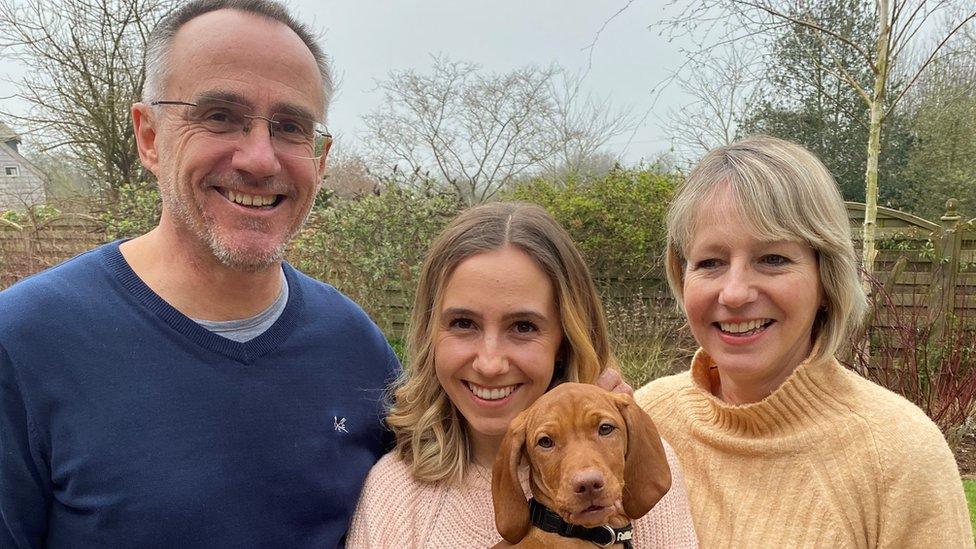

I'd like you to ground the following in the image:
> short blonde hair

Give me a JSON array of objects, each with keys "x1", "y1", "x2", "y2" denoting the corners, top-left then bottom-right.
[
  {"x1": 387, "y1": 201, "x2": 615, "y2": 484},
  {"x1": 665, "y1": 135, "x2": 866, "y2": 363}
]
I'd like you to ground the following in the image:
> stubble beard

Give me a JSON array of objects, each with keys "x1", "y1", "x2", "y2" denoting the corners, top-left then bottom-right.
[{"x1": 159, "y1": 172, "x2": 312, "y2": 273}]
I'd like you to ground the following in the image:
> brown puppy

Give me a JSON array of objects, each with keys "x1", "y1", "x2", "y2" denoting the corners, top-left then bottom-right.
[{"x1": 492, "y1": 383, "x2": 672, "y2": 547}]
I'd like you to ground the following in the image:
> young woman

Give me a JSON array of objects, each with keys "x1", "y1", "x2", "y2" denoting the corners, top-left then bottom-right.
[{"x1": 347, "y1": 202, "x2": 698, "y2": 547}]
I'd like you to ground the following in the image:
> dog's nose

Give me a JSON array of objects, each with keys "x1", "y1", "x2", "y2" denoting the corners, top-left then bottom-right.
[{"x1": 571, "y1": 469, "x2": 605, "y2": 495}]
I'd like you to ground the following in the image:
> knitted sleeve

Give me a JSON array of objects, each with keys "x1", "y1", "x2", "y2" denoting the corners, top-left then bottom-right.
[
  {"x1": 345, "y1": 454, "x2": 388, "y2": 549},
  {"x1": 0, "y1": 343, "x2": 50, "y2": 547},
  {"x1": 874, "y1": 406, "x2": 973, "y2": 548}
]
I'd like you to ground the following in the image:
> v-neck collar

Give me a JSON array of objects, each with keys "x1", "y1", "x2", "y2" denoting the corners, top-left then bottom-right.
[{"x1": 102, "y1": 241, "x2": 302, "y2": 364}]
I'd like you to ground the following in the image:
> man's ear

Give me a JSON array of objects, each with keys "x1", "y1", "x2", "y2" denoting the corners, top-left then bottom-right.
[{"x1": 132, "y1": 103, "x2": 160, "y2": 176}]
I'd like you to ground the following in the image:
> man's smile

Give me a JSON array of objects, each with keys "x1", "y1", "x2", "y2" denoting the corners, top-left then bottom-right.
[{"x1": 216, "y1": 187, "x2": 284, "y2": 209}]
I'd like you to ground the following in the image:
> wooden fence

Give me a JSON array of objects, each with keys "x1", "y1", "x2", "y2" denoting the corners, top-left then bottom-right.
[
  {"x1": 2, "y1": 201, "x2": 974, "y2": 340},
  {"x1": 847, "y1": 200, "x2": 976, "y2": 330},
  {"x1": 360, "y1": 201, "x2": 976, "y2": 339},
  {"x1": 0, "y1": 214, "x2": 104, "y2": 289}
]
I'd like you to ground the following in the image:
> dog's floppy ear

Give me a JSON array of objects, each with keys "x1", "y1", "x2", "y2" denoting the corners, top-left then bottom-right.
[
  {"x1": 613, "y1": 393, "x2": 672, "y2": 519},
  {"x1": 492, "y1": 411, "x2": 530, "y2": 543}
]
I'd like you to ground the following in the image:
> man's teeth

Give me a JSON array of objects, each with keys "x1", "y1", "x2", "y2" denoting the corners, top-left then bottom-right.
[
  {"x1": 467, "y1": 382, "x2": 516, "y2": 400},
  {"x1": 719, "y1": 319, "x2": 771, "y2": 334},
  {"x1": 224, "y1": 189, "x2": 277, "y2": 207}
]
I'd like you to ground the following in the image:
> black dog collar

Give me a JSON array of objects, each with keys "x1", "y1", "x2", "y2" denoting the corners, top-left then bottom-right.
[{"x1": 528, "y1": 498, "x2": 633, "y2": 548}]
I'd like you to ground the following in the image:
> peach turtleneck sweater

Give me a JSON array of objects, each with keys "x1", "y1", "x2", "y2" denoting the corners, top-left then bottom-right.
[{"x1": 635, "y1": 349, "x2": 973, "y2": 548}]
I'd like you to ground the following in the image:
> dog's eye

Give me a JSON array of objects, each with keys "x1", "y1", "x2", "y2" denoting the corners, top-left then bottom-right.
[
  {"x1": 537, "y1": 436, "x2": 554, "y2": 448},
  {"x1": 598, "y1": 423, "x2": 616, "y2": 436}
]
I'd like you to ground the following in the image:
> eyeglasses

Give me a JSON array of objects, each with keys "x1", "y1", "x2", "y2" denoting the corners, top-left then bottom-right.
[{"x1": 150, "y1": 96, "x2": 333, "y2": 160}]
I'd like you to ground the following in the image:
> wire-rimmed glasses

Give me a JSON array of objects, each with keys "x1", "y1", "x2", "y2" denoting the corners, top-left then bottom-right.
[{"x1": 150, "y1": 96, "x2": 332, "y2": 160}]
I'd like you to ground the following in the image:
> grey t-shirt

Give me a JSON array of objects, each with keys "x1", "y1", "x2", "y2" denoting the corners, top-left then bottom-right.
[{"x1": 193, "y1": 274, "x2": 289, "y2": 343}]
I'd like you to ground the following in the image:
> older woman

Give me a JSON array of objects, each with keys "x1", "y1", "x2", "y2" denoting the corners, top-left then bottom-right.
[
  {"x1": 348, "y1": 202, "x2": 698, "y2": 547},
  {"x1": 635, "y1": 136, "x2": 972, "y2": 547}
]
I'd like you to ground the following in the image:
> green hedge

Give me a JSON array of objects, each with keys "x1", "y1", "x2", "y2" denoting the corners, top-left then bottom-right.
[{"x1": 507, "y1": 168, "x2": 677, "y2": 279}]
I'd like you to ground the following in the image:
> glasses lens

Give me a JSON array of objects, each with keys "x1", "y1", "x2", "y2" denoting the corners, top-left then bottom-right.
[
  {"x1": 271, "y1": 114, "x2": 315, "y2": 144},
  {"x1": 271, "y1": 114, "x2": 326, "y2": 159},
  {"x1": 187, "y1": 98, "x2": 249, "y2": 139}
]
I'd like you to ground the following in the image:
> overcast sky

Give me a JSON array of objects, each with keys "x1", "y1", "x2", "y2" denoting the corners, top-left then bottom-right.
[{"x1": 0, "y1": 0, "x2": 693, "y2": 164}]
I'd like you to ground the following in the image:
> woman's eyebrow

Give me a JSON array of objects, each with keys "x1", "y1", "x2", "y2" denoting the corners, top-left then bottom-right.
[
  {"x1": 500, "y1": 311, "x2": 547, "y2": 323},
  {"x1": 441, "y1": 307, "x2": 479, "y2": 319}
]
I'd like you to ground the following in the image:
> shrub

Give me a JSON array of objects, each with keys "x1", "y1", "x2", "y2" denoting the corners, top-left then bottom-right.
[
  {"x1": 509, "y1": 166, "x2": 684, "y2": 386},
  {"x1": 507, "y1": 166, "x2": 678, "y2": 279},
  {"x1": 100, "y1": 182, "x2": 161, "y2": 240},
  {"x1": 605, "y1": 290, "x2": 696, "y2": 387},
  {"x1": 289, "y1": 185, "x2": 463, "y2": 336},
  {"x1": 0, "y1": 204, "x2": 62, "y2": 226},
  {"x1": 851, "y1": 276, "x2": 976, "y2": 449}
]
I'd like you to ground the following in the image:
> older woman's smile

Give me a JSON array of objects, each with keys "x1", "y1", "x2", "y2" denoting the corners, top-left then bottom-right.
[{"x1": 715, "y1": 319, "x2": 774, "y2": 336}]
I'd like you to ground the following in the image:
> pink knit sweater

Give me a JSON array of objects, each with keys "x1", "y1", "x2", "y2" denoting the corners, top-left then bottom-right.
[{"x1": 347, "y1": 440, "x2": 698, "y2": 548}]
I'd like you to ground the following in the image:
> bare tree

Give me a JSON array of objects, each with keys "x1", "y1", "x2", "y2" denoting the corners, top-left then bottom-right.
[
  {"x1": 323, "y1": 144, "x2": 381, "y2": 200},
  {"x1": 0, "y1": 0, "x2": 174, "y2": 198},
  {"x1": 656, "y1": 0, "x2": 976, "y2": 278},
  {"x1": 660, "y1": 46, "x2": 765, "y2": 160},
  {"x1": 363, "y1": 56, "x2": 636, "y2": 204},
  {"x1": 539, "y1": 71, "x2": 637, "y2": 182}
]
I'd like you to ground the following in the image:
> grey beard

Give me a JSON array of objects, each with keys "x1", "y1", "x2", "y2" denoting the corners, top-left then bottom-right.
[
  {"x1": 159, "y1": 172, "x2": 311, "y2": 273},
  {"x1": 206, "y1": 227, "x2": 287, "y2": 273}
]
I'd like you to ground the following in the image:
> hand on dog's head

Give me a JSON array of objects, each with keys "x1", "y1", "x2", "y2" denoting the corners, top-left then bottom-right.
[{"x1": 491, "y1": 383, "x2": 672, "y2": 544}]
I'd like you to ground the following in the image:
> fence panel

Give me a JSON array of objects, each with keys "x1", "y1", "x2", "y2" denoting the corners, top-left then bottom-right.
[
  {"x1": 0, "y1": 215, "x2": 104, "y2": 289},
  {"x1": 2, "y1": 202, "x2": 974, "y2": 339}
]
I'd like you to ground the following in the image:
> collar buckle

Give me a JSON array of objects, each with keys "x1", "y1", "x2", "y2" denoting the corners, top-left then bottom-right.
[{"x1": 592, "y1": 524, "x2": 616, "y2": 547}]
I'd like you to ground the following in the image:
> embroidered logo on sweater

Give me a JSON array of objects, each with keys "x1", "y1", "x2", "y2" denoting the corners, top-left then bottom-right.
[{"x1": 334, "y1": 416, "x2": 348, "y2": 433}]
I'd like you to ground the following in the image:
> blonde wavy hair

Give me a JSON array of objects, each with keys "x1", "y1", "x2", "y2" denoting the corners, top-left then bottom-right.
[
  {"x1": 387, "y1": 201, "x2": 615, "y2": 484},
  {"x1": 665, "y1": 135, "x2": 867, "y2": 364}
]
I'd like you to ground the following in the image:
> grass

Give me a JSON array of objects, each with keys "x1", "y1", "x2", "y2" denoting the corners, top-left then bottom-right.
[
  {"x1": 615, "y1": 336, "x2": 692, "y2": 387},
  {"x1": 602, "y1": 292, "x2": 696, "y2": 387},
  {"x1": 966, "y1": 479, "x2": 976, "y2": 534}
]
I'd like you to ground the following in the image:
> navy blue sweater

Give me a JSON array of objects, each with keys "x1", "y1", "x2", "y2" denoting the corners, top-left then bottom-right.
[{"x1": 0, "y1": 242, "x2": 399, "y2": 548}]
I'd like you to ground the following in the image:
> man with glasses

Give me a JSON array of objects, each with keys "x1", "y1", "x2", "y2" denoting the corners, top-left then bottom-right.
[{"x1": 0, "y1": 1, "x2": 398, "y2": 547}]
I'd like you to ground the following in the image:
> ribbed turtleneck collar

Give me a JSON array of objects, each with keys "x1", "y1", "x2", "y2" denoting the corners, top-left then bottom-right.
[{"x1": 684, "y1": 348, "x2": 859, "y2": 440}]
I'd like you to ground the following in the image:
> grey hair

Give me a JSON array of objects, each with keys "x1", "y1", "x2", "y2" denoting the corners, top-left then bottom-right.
[
  {"x1": 664, "y1": 135, "x2": 867, "y2": 364},
  {"x1": 142, "y1": 0, "x2": 333, "y2": 120}
]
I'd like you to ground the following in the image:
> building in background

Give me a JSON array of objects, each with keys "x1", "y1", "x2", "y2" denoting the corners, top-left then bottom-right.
[{"x1": 0, "y1": 120, "x2": 47, "y2": 211}]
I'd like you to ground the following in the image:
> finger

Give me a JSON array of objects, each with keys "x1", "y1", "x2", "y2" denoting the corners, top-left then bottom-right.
[
  {"x1": 615, "y1": 380, "x2": 634, "y2": 396},
  {"x1": 596, "y1": 368, "x2": 621, "y2": 391}
]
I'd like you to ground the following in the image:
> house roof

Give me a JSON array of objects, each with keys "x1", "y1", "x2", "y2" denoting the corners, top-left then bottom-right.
[
  {"x1": 0, "y1": 138, "x2": 47, "y2": 184},
  {"x1": 0, "y1": 120, "x2": 20, "y2": 144}
]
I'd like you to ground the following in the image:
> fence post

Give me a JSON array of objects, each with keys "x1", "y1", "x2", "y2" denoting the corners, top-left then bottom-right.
[{"x1": 930, "y1": 199, "x2": 962, "y2": 340}]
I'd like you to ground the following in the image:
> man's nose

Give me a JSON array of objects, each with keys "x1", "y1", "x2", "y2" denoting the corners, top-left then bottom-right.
[
  {"x1": 718, "y1": 263, "x2": 759, "y2": 308},
  {"x1": 231, "y1": 118, "x2": 282, "y2": 179}
]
